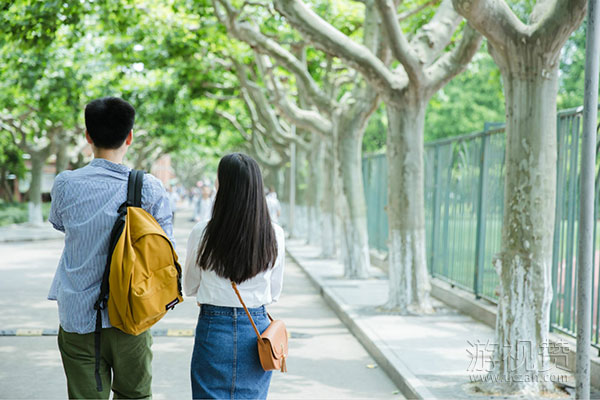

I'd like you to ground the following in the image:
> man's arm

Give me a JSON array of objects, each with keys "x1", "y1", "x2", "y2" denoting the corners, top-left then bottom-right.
[
  {"x1": 48, "y1": 174, "x2": 66, "y2": 232},
  {"x1": 142, "y1": 174, "x2": 175, "y2": 247}
]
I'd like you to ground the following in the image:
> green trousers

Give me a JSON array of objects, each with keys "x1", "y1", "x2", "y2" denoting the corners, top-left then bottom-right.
[{"x1": 58, "y1": 326, "x2": 152, "y2": 399}]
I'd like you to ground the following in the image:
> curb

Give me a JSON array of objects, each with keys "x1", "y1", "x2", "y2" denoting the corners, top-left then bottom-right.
[
  {"x1": 287, "y1": 249, "x2": 436, "y2": 400},
  {"x1": 0, "y1": 235, "x2": 64, "y2": 243},
  {"x1": 0, "y1": 328, "x2": 195, "y2": 337}
]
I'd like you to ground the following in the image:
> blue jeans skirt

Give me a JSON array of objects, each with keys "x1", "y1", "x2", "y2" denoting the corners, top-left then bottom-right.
[{"x1": 191, "y1": 304, "x2": 273, "y2": 399}]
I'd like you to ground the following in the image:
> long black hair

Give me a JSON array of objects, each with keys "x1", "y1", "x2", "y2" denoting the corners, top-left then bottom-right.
[{"x1": 196, "y1": 153, "x2": 278, "y2": 283}]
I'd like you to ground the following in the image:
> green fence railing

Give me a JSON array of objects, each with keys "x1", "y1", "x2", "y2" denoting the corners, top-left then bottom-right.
[{"x1": 362, "y1": 107, "x2": 600, "y2": 348}]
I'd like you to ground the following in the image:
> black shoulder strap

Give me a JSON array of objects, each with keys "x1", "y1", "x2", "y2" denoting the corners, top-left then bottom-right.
[{"x1": 127, "y1": 169, "x2": 145, "y2": 208}]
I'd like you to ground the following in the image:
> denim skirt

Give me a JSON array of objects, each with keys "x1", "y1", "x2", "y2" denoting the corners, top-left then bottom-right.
[{"x1": 191, "y1": 304, "x2": 273, "y2": 400}]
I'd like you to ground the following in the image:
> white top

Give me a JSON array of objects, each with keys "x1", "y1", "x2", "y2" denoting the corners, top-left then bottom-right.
[{"x1": 183, "y1": 220, "x2": 285, "y2": 308}]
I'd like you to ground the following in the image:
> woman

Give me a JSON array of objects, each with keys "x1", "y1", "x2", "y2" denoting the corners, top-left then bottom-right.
[{"x1": 183, "y1": 153, "x2": 285, "y2": 399}]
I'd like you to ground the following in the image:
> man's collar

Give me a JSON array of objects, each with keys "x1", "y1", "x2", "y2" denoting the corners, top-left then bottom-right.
[{"x1": 89, "y1": 158, "x2": 131, "y2": 173}]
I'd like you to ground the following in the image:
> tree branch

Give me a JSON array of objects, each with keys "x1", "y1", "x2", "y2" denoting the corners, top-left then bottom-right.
[
  {"x1": 0, "y1": 112, "x2": 32, "y2": 151},
  {"x1": 216, "y1": 109, "x2": 251, "y2": 141},
  {"x1": 409, "y1": 0, "x2": 462, "y2": 66},
  {"x1": 250, "y1": 128, "x2": 285, "y2": 168},
  {"x1": 531, "y1": 0, "x2": 586, "y2": 50},
  {"x1": 267, "y1": 69, "x2": 333, "y2": 137},
  {"x1": 235, "y1": 58, "x2": 311, "y2": 150},
  {"x1": 274, "y1": 0, "x2": 400, "y2": 93},
  {"x1": 452, "y1": 0, "x2": 527, "y2": 46},
  {"x1": 375, "y1": 0, "x2": 424, "y2": 83},
  {"x1": 214, "y1": 0, "x2": 333, "y2": 114},
  {"x1": 425, "y1": 23, "x2": 482, "y2": 94},
  {"x1": 398, "y1": 0, "x2": 441, "y2": 22}
]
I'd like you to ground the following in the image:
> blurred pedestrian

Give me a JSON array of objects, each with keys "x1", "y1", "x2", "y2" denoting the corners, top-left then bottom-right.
[
  {"x1": 195, "y1": 185, "x2": 214, "y2": 223},
  {"x1": 168, "y1": 186, "x2": 180, "y2": 224},
  {"x1": 266, "y1": 186, "x2": 281, "y2": 224}
]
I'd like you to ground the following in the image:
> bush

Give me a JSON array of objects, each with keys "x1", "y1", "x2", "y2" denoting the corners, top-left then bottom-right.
[{"x1": 0, "y1": 202, "x2": 51, "y2": 227}]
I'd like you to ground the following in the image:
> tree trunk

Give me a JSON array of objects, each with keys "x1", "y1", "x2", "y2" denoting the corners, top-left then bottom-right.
[
  {"x1": 306, "y1": 138, "x2": 324, "y2": 246},
  {"x1": 334, "y1": 109, "x2": 371, "y2": 279},
  {"x1": 295, "y1": 147, "x2": 307, "y2": 238},
  {"x1": 267, "y1": 166, "x2": 281, "y2": 196},
  {"x1": 385, "y1": 99, "x2": 433, "y2": 313},
  {"x1": 320, "y1": 139, "x2": 337, "y2": 258},
  {"x1": 28, "y1": 152, "x2": 46, "y2": 226},
  {"x1": 55, "y1": 143, "x2": 70, "y2": 174},
  {"x1": 0, "y1": 169, "x2": 13, "y2": 202},
  {"x1": 483, "y1": 57, "x2": 558, "y2": 394}
]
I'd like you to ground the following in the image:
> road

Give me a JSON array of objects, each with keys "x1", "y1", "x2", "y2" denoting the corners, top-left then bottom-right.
[{"x1": 0, "y1": 207, "x2": 401, "y2": 399}]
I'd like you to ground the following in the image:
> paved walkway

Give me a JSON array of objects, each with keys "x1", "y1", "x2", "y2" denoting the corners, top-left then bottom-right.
[
  {"x1": 0, "y1": 208, "x2": 400, "y2": 399},
  {"x1": 286, "y1": 240, "x2": 589, "y2": 400},
  {"x1": 0, "y1": 222, "x2": 63, "y2": 243}
]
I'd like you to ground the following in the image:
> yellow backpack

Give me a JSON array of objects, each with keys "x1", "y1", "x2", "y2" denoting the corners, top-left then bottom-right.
[{"x1": 93, "y1": 170, "x2": 183, "y2": 392}]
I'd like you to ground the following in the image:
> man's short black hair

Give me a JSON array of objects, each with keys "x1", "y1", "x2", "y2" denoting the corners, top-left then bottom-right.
[{"x1": 84, "y1": 97, "x2": 135, "y2": 149}]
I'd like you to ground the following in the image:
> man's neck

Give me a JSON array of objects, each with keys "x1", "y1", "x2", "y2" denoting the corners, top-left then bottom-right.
[{"x1": 93, "y1": 148, "x2": 126, "y2": 164}]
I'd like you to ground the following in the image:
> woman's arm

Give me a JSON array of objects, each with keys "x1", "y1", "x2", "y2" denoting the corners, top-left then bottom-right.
[{"x1": 183, "y1": 222, "x2": 206, "y2": 297}]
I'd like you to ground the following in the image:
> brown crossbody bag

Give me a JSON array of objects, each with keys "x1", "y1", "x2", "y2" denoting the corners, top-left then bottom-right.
[{"x1": 231, "y1": 282, "x2": 288, "y2": 372}]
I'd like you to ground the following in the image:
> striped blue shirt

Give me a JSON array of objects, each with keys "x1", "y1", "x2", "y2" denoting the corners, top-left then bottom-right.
[{"x1": 48, "y1": 158, "x2": 175, "y2": 334}]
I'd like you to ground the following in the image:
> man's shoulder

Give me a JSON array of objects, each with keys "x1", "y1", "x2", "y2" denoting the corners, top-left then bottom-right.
[
  {"x1": 56, "y1": 163, "x2": 104, "y2": 181},
  {"x1": 141, "y1": 173, "x2": 167, "y2": 200},
  {"x1": 52, "y1": 166, "x2": 88, "y2": 191},
  {"x1": 142, "y1": 172, "x2": 163, "y2": 189}
]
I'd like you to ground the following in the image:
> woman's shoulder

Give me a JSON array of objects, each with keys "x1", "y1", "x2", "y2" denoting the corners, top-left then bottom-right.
[{"x1": 189, "y1": 220, "x2": 209, "y2": 242}]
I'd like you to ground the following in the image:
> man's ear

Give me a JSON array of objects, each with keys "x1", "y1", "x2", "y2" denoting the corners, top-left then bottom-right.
[
  {"x1": 85, "y1": 131, "x2": 94, "y2": 145},
  {"x1": 125, "y1": 130, "x2": 133, "y2": 146}
]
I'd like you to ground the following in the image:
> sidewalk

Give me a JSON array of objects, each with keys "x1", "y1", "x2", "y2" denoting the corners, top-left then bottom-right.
[
  {"x1": 0, "y1": 222, "x2": 63, "y2": 243},
  {"x1": 286, "y1": 239, "x2": 577, "y2": 400}
]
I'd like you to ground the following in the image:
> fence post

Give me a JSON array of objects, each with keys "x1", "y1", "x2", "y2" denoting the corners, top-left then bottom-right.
[
  {"x1": 429, "y1": 146, "x2": 441, "y2": 275},
  {"x1": 473, "y1": 129, "x2": 490, "y2": 298},
  {"x1": 551, "y1": 115, "x2": 565, "y2": 333},
  {"x1": 576, "y1": 0, "x2": 600, "y2": 395}
]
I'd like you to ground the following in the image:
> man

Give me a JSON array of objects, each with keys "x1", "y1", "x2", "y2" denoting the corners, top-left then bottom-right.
[
  {"x1": 195, "y1": 184, "x2": 214, "y2": 222},
  {"x1": 48, "y1": 97, "x2": 174, "y2": 399},
  {"x1": 167, "y1": 185, "x2": 180, "y2": 224},
  {"x1": 266, "y1": 186, "x2": 281, "y2": 224}
]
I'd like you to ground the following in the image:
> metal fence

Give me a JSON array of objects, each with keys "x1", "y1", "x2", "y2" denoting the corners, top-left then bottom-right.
[{"x1": 362, "y1": 107, "x2": 600, "y2": 347}]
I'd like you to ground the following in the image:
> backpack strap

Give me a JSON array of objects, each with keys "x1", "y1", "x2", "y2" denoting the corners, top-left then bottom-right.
[
  {"x1": 92, "y1": 169, "x2": 145, "y2": 392},
  {"x1": 128, "y1": 169, "x2": 145, "y2": 208}
]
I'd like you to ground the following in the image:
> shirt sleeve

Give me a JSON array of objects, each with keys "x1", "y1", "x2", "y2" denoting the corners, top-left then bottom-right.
[
  {"x1": 142, "y1": 174, "x2": 175, "y2": 247},
  {"x1": 183, "y1": 222, "x2": 206, "y2": 297},
  {"x1": 48, "y1": 174, "x2": 66, "y2": 232},
  {"x1": 270, "y1": 225, "x2": 285, "y2": 302}
]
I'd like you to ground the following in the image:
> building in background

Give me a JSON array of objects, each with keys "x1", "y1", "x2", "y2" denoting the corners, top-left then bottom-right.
[{"x1": 151, "y1": 154, "x2": 176, "y2": 188}]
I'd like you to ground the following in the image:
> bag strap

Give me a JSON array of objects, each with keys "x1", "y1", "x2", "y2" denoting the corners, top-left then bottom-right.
[
  {"x1": 92, "y1": 168, "x2": 145, "y2": 392},
  {"x1": 128, "y1": 169, "x2": 145, "y2": 207},
  {"x1": 231, "y1": 282, "x2": 263, "y2": 340}
]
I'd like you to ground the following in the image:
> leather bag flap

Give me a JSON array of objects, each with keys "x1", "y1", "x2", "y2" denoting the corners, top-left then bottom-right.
[{"x1": 260, "y1": 320, "x2": 288, "y2": 359}]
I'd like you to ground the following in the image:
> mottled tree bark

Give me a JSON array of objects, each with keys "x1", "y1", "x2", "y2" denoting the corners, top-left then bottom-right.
[
  {"x1": 385, "y1": 99, "x2": 433, "y2": 313},
  {"x1": 28, "y1": 152, "x2": 47, "y2": 226},
  {"x1": 306, "y1": 138, "x2": 324, "y2": 246},
  {"x1": 320, "y1": 141, "x2": 337, "y2": 258},
  {"x1": 452, "y1": 0, "x2": 586, "y2": 394},
  {"x1": 335, "y1": 109, "x2": 371, "y2": 278}
]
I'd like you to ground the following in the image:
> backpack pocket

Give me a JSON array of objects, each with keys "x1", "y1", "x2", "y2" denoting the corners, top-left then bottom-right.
[{"x1": 131, "y1": 264, "x2": 179, "y2": 325}]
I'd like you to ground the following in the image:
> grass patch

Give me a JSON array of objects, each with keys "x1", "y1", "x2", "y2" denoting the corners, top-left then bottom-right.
[{"x1": 0, "y1": 202, "x2": 51, "y2": 227}]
